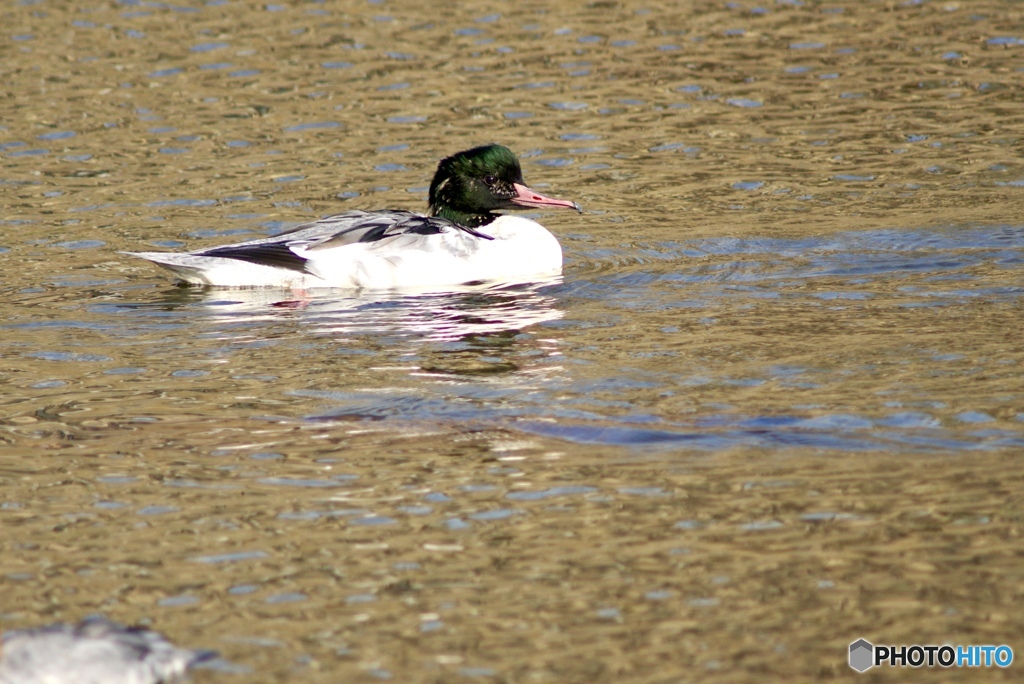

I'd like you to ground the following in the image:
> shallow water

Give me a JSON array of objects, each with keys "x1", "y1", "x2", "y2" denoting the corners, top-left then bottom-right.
[{"x1": 2, "y1": 0, "x2": 1024, "y2": 682}]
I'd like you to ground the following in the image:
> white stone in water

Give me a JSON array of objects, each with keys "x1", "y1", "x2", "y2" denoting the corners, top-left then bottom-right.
[{"x1": 0, "y1": 616, "x2": 215, "y2": 684}]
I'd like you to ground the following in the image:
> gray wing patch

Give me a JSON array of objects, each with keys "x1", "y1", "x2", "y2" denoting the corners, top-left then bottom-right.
[
  {"x1": 308, "y1": 212, "x2": 493, "y2": 251},
  {"x1": 309, "y1": 212, "x2": 449, "y2": 250}
]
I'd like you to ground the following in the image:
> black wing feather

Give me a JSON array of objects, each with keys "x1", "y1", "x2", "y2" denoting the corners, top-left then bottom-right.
[{"x1": 200, "y1": 242, "x2": 311, "y2": 273}]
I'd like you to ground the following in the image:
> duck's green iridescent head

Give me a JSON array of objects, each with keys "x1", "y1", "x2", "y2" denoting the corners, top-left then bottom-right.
[{"x1": 428, "y1": 144, "x2": 580, "y2": 228}]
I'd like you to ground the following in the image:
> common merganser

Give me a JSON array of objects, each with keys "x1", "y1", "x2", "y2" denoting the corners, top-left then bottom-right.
[
  {"x1": 126, "y1": 144, "x2": 582, "y2": 289},
  {"x1": 0, "y1": 616, "x2": 216, "y2": 684}
]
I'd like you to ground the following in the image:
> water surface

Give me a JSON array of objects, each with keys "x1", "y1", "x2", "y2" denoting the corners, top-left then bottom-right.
[{"x1": 2, "y1": 0, "x2": 1023, "y2": 681}]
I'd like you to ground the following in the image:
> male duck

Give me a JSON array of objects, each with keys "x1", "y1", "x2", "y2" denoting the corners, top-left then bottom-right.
[{"x1": 127, "y1": 144, "x2": 581, "y2": 289}]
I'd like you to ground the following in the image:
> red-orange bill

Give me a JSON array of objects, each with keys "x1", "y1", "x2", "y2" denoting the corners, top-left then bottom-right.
[{"x1": 511, "y1": 183, "x2": 583, "y2": 213}]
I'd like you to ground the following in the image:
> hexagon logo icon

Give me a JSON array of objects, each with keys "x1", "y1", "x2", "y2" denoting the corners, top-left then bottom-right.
[{"x1": 849, "y1": 639, "x2": 874, "y2": 672}]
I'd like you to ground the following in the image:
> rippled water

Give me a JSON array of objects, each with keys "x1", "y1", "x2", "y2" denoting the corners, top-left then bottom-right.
[{"x1": 3, "y1": 0, "x2": 1024, "y2": 682}]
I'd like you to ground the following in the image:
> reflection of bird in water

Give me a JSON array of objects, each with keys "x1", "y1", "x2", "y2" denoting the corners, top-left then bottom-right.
[
  {"x1": 0, "y1": 616, "x2": 215, "y2": 684},
  {"x1": 188, "y1": 279, "x2": 565, "y2": 343},
  {"x1": 126, "y1": 144, "x2": 581, "y2": 289}
]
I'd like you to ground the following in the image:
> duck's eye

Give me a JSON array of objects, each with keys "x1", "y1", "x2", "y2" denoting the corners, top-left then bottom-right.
[{"x1": 484, "y1": 175, "x2": 497, "y2": 185}]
